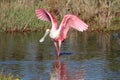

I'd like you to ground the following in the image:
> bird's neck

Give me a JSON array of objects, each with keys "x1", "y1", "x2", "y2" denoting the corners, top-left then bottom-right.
[
  {"x1": 50, "y1": 25, "x2": 61, "y2": 39},
  {"x1": 51, "y1": 23, "x2": 58, "y2": 31}
]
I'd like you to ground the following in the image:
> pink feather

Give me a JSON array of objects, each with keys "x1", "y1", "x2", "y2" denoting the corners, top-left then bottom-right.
[
  {"x1": 59, "y1": 14, "x2": 88, "y2": 40},
  {"x1": 35, "y1": 9, "x2": 88, "y2": 40},
  {"x1": 35, "y1": 8, "x2": 89, "y2": 57},
  {"x1": 35, "y1": 9, "x2": 58, "y2": 29}
]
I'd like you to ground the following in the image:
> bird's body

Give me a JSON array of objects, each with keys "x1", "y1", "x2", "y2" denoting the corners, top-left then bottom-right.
[
  {"x1": 50, "y1": 30, "x2": 60, "y2": 40},
  {"x1": 36, "y1": 9, "x2": 88, "y2": 57}
]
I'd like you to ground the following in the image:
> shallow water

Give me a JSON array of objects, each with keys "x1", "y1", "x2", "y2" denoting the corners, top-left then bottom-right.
[{"x1": 0, "y1": 31, "x2": 120, "y2": 80}]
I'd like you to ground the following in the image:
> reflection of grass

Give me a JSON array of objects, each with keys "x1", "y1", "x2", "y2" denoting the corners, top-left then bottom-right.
[{"x1": 0, "y1": 73, "x2": 20, "y2": 80}]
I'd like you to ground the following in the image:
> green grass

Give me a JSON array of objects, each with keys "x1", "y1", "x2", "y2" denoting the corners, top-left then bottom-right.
[
  {"x1": 0, "y1": 0, "x2": 120, "y2": 32},
  {"x1": 0, "y1": 0, "x2": 49, "y2": 32},
  {"x1": 0, "y1": 73, "x2": 20, "y2": 80}
]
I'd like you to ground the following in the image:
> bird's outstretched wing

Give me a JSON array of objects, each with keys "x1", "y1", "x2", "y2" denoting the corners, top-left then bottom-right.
[
  {"x1": 59, "y1": 14, "x2": 88, "y2": 39},
  {"x1": 35, "y1": 9, "x2": 57, "y2": 27}
]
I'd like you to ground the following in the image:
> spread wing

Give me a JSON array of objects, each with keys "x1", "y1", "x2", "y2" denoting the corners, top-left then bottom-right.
[
  {"x1": 35, "y1": 9, "x2": 58, "y2": 28},
  {"x1": 36, "y1": 9, "x2": 51, "y2": 21},
  {"x1": 59, "y1": 14, "x2": 88, "y2": 39}
]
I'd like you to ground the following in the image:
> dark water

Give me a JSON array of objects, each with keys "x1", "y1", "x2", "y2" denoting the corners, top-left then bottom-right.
[{"x1": 0, "y1": 31, "x2": 120, "y2": 80}]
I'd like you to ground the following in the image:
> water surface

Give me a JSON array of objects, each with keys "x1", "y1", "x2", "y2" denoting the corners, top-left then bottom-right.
[{"x1": 0, "y1": 31, "x2": 120, "y2": 80}]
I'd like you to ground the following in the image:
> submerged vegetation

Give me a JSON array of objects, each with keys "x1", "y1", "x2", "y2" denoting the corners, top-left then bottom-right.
[{"x1": 0, "y1": 0, "x2": 120, "y2": 32}]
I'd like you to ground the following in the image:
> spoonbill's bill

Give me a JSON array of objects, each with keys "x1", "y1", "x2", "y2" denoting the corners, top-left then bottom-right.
[{"x1": 36, "y1": 9, "x2": 88, "y2": 57}]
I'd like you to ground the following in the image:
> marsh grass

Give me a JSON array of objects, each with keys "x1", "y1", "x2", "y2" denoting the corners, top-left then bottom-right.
[
  {"x1": 0, "y1": 0, "x2": 120, "y2": 32},
  {"x1": 0, "y1": 0, "x2": 49, "y2": 32},
  {"x1": 46, "y1": 0, "x2": 120, "y2": 31},
  {"x1": 0, "y1": 73, "x2": 20, "y2": 80}
]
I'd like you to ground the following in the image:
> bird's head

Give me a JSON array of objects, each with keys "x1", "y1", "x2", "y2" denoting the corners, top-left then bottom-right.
[{"x1": 39, "y1": 29, "x2": 50, "y2": 42}]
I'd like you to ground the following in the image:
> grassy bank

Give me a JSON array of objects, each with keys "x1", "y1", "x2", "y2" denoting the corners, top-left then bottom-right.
[
  {"x1": 0, "y1": 0, "x2": 47, "y2": 32},
  {"x1": 0, "y1": 73, "x2": 20, "y2": 80},
  {"x1": 0, "y1": 0, "x2": 120, "y2": 32}
]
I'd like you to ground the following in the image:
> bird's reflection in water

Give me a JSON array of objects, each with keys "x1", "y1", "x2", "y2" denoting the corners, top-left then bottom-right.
[
  {"x1": 50, "y1": 58, "x2": 85, "y2": 80},
  {"x1": 50, "y1": 58, "x2": 67, "y2": 80}
]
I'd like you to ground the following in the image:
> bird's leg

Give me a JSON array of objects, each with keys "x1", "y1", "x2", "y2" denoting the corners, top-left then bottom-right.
[
  {"x1": 58, "y1": 41, "x2": 62, "y2": 56},
  {"x1": 54, "y1": 42, "x2": 60, "y2": 57},
  {"x1": 54, "y1": 42, "x2": 59, "y2": 54}
]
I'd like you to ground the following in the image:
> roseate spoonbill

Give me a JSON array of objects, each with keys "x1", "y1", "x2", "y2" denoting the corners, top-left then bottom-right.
[{"x1": 35, "y1": 9, "x2": 88, "y2": 57}]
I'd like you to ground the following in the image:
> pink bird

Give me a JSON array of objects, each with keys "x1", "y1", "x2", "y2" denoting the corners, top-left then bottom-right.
[{"x1": 35, "y1": 9, "x2": 88, "y2": 57}]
